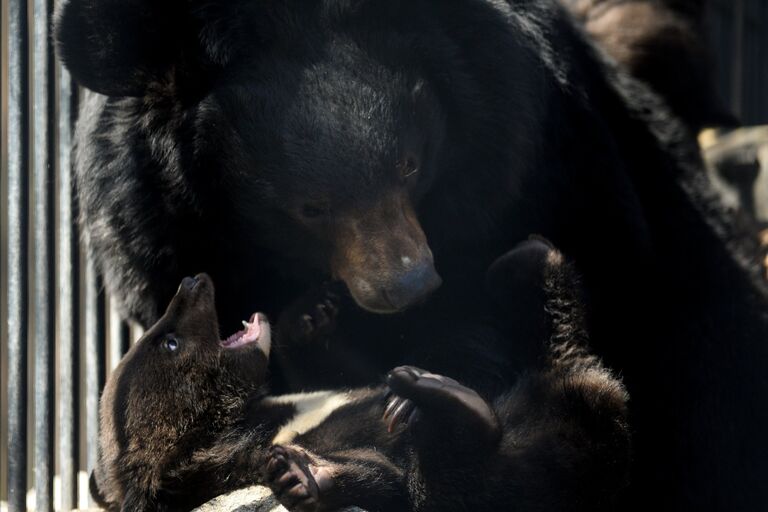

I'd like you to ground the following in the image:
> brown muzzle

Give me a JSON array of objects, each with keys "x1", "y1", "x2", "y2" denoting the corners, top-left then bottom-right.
[{"x1": 331, "y1": 195, "x2": 442, "y2": 313}]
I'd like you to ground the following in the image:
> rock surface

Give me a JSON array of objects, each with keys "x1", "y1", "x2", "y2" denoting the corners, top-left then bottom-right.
[{"x1": 193, "y1": 486, "x2": 364, "y2": 512}]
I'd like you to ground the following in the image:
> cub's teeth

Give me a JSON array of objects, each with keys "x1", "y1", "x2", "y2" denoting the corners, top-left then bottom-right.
[{"x1": 242, "y1": 320, "x2": 250, "y2": 329}]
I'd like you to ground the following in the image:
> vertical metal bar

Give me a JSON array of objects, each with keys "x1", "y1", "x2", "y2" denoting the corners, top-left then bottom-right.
[
  {"x1": 84, "y1": 259, "x2": 105, "y2": 507},
  {"x1": 57, "y1": 62, "x2": 79, "y2": 511},
  {"x1": 7, "y1": 0, "x2": 30, "y2": 509},
  {"x1": 731, "y1": 0, "x2": 745, "y2": 118},
  {"x1": 32, "y1": 0, "x2": 56, "y2": 508},
  {"x1": 757, "y1": 0, "x2": 767, "y2": 123},
  {"x1": 762, "y1": 1, "x2": 768, "y2": 123},
  {"x1": 747, "y1": 0, "x2": 757, "y2": 124},
  {"x1": 131, "y1": 324, "x2": 145, "y2": 345},
  {"x1": 121, "y1": 320, "x2": 132, "y2": 356},
  {"x1": 108, "y1": 299, "x2": 129, "y2": 372},
  {"x1": 1, "y1": 0, "x2": 12, "y2": 502}
]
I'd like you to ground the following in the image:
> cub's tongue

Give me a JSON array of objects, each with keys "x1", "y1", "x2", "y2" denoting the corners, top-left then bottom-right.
[{"x1": 221, "y1": 313, "x2": 262, "y2": 350}]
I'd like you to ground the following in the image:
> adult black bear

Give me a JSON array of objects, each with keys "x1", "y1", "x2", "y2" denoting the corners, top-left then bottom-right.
[
  {"x1": 56, "y1": 0, "x2": 768, "y2": 509},
  {"x1": 91, "y1": 242, "x2": 629, "y2": 512}
]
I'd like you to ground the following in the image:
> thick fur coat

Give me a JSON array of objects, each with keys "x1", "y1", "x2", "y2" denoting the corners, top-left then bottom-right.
[
  {"x1": 91, "y1": 243, "x2": 629, "y2": 511},
  {"x1": 56, "y1": 1, "x2": 768, "y2": 509}
]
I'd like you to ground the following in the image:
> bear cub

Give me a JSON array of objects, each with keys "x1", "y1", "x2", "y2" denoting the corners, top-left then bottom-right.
[{"x1": 91, "y1": 240, "x2": 629, "y2": 512}]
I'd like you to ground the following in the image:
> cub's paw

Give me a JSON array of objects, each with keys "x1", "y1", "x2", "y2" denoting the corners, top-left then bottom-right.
[
  {"x1": 384, "y1": 366, "x2": 500, "y2": 447},
  {"x1": 278, "y1": 284, "x2": 341, "y2": 346},
  {"x1": 262, "y1": 445, "x2": 335, "y2": 512},
  {"x1": 484, "y1": 236, "x2": 555, "y2": 305}
]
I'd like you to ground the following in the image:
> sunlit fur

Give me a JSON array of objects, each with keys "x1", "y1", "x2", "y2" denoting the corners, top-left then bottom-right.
[
  {"x1": 92, "y1": 245, "x2": 630, "y2": 512},
  {"x1": 57, "y1": 1, "x2": 768, "y2": 509}
]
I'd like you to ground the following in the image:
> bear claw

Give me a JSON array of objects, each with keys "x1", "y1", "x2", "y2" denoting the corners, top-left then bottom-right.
[{"x1": 383, "y1": 395, "x2": 418, "y2": 433}]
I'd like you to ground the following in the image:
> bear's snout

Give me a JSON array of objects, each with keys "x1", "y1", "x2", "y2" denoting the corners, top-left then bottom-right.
[
  {"x1": 343, "y1": 255, "x2": 442, "y2": 314},
  {"x1": 382, "y1": 260, "x2": 442, "y2": 311},
  {"x1": 332, "y1": 197, "x2": 442, "y2": 313},
  {"x1": 180, "y1": 275, "x2": 200, "y2": 291},
  {"x1": 174, "y1": 273, "x2": 213, "y2": 304}
]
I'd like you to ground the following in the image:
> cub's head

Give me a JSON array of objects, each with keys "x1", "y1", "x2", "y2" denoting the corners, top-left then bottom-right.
[{"x1": 91, "y1": 274, "x2": 271, "y2": 511}]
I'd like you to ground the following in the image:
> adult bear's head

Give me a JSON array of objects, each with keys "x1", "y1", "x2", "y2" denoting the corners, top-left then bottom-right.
[
  {"x1": 56, "y1": 0, "x2": 450, "y2": 314},
  {"x1": 206, "y1": 30, "x2": 448, "y2": 313},
  {"x1": 216, "y1": 54, "x2": 446, "y2": 314}
]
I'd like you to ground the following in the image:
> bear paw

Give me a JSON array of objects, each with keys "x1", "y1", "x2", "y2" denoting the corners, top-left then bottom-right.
[
  {"x1": 384, "y1": 366, "x2": 500, "y2": 448},
  {"x1": 278, "y1": 284, "x2": 341, "y2": 346},
  {"x1": 262, "y1": 445, "x2": 335, "y2": 512}
]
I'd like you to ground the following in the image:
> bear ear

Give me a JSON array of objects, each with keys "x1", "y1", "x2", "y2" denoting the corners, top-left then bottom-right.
[{"x1": 54, "y1": 0, "x2": 187, "y2": 97}]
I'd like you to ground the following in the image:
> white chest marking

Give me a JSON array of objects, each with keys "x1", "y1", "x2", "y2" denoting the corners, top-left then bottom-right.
[{"x1": 266, "y1": 391, "x2": 352, "y2": 445}]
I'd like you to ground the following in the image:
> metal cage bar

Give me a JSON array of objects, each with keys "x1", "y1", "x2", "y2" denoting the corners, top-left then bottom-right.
[
  {"x1": 6, "y1": 0, "x2": 30, "y2": 510},
  {"x1": 84, "y1": 260, "x2": 106, "y2": 508},
  {"x1": 32, "y1": 0, "x2": 56, "y2": 509},
  {"x1": 56, "y1": 63, "x2": 79, "y2": 512}
]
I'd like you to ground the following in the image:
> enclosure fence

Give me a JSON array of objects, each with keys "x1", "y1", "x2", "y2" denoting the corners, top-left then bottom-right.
[
  {"x1": 1, "y1": 1, "x2": 141, "y2": 510},
  {"x1": 1, "y1": 0, "x2": 767, "y2": 510}
]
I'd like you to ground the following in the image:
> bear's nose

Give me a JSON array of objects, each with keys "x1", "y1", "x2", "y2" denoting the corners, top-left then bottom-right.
[{"x1": 384, "y1": 262, "x2": 442, "y2": 311}]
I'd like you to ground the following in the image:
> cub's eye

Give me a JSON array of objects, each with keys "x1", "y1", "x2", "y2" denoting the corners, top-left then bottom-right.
[
  {"x1": 300, "y1": 203, "x2": 330, "y2": 220},
  {"x1": 161, "y1": 336, "x2": 180, "y2": 353}
]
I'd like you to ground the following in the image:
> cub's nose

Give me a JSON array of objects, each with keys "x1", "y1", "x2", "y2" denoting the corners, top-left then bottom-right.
[
  {"x1": 177, "y1": 274, "x2": 212, "y2": 296},
  {"x1": 181, "y1": 276, "x2": 199, "y2": 291},
  {"x1": 385, "y1": 262, "x2": 442, "y2": 311}
]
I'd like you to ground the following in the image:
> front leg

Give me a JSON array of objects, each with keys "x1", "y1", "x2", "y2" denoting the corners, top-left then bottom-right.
[{"x1": 262, "y1": 445, "x2": 407, "y2": 512}]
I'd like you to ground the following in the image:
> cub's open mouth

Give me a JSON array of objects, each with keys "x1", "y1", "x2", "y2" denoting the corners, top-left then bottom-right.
[{"x1": 220, "y1": 313, "x2": 268, "y2": 354}]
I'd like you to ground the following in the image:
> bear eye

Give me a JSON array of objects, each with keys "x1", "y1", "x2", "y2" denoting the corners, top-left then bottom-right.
[
  {"x1": 161, "y1": 335, "x2": 180, "y2": 353},
  {"x1": 300, "y1": 203, "x2": 330, "y2": 220}
]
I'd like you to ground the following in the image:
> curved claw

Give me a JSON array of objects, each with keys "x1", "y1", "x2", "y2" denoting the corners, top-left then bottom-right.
[
  {"x1": 387, "y1": 398, "x2": 415, "y2": 433},
  {"x1": 383, "y1": 395, "x2": 405, "y2": 421}
]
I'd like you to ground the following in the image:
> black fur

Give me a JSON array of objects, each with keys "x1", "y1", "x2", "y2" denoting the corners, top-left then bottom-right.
[
  {"x1": 92, "y1": 244, "x2": 629, "y2": 511},
  {"x1": 56, "y1": 0, "x2": 768, "y2": 508},
  {"x1": 560, "y1": 0, "x2": 737, "y2": 130},
  {"x1": 90, "y1": 275, "x2": 274, "y2": 511}
]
